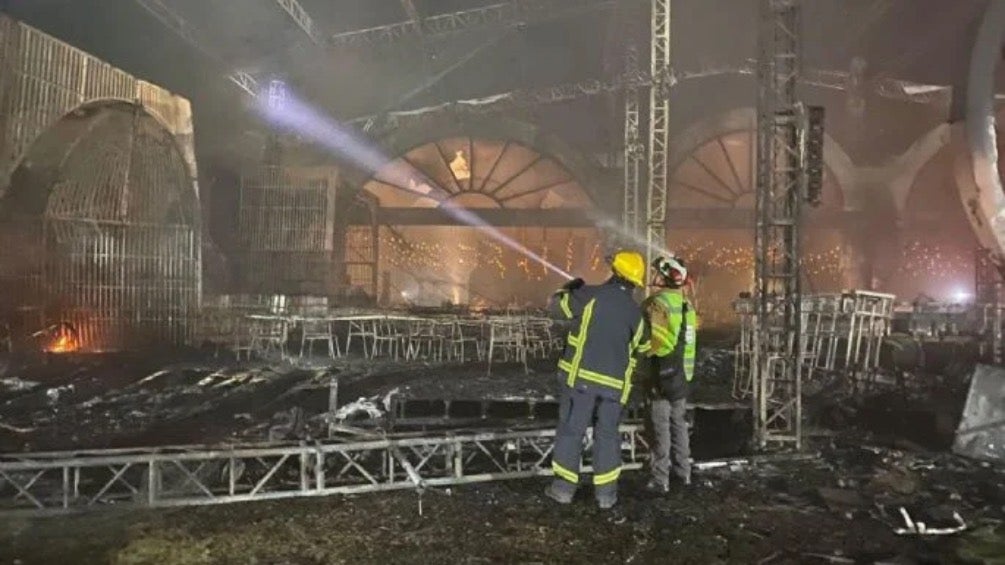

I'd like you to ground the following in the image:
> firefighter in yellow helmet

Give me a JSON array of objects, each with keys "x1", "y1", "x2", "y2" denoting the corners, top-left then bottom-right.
[{"x1": 544, "y1": 250, "x2": 650, "y2": 509}]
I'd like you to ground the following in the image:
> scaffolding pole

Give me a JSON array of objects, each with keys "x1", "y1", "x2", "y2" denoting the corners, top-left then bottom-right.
[
  {"x1": 753, "y1": 0, "x2": 804, "y2": 450},
  {"x1": 622, "y1": 48, "x2": 642, "y2": 238},
  {"x1": 645, "y1": 0, "x2": 670, "y2": 272}
]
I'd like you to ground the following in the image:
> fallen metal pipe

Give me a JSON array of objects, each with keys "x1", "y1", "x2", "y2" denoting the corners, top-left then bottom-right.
[{"x1": 894, "y1": 507, "x2": 967, "y2": 536}]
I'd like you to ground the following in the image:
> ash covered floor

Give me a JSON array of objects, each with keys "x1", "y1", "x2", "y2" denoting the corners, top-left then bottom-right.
[
  {"x1": 1, "y1": 443, "x2": 1003, "y2": 564},
  {"x1": 0, "y1": 347, "x2": 736, "y2": 452},
  {"x1": 1, "y1": 346, "x2": 1004, "y2": 563}
]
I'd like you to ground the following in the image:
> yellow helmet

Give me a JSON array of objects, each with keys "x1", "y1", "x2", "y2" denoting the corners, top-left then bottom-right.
[{"x1": 610, "y1": 250, "x2": 645, "y2": 287}]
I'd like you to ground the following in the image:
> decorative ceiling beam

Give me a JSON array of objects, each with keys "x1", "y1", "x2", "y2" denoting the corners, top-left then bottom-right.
[
  {"x1": 329, "y1": 0, "x2": 615, "y2": 49},
  {"x1": 273, "y1": 0, "x2": 322, "y2": 45}
]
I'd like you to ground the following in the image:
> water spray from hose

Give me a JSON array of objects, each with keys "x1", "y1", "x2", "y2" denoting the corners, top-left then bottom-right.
[{"x1": 255, "y1": 90, "x2": 573, "y2": 281}]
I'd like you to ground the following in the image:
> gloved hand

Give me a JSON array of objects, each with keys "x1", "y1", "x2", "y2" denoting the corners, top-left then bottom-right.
[{"x1": 561, "y1": 277, "x2": 585, "y2": 291}]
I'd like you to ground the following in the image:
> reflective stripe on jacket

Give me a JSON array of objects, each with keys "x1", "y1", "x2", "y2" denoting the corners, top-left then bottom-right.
[
  {"x1": 643, "y1": 289, "x2": 697, "y2": 382},
  {"x1": 550, "y1": 278, "x2": 646, "y2": 404}
]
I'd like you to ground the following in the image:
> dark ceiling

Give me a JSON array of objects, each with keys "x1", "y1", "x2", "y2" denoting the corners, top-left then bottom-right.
[{"x1": 0, "y1": 0, "x2": 992, "y2": 171}]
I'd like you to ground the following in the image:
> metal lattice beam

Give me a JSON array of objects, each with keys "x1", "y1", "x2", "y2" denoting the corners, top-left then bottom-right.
[
  {"x1": 273, "y1": 0, "x2": 322, "y2": 45},
  {"x1": 623, "y1": 42, "x2": 643, "y2": 239},
  {"x1": 228, "y1": 71, "x2": 261, "y2": 98},
  {"x1": 645, "y1": 0, "x2": 671, "y2": 272},
  {"x1": 329, "y1": 0, "x2": 615, "y2": 48},
  {"x1": 753, "y1": 0, "x2": 804, "y2": 450},
  {"x1": 0, "y1": 426, "x2": 649, "y2": 515}
]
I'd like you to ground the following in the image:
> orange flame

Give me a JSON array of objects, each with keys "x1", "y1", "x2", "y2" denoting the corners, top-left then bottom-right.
[{"x1": 47, "y1": 332, "x2": 80, "y2": 353}]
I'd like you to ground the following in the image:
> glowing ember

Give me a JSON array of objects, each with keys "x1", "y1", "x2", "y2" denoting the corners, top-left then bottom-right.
[{"x1": 46, "y1": 329, "x2": 80, "y2": 353}]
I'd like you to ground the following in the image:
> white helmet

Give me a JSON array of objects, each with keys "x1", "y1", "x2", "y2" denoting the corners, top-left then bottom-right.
[{"x1": 652, "y1": 255, "x2": 688, "y2": 288}]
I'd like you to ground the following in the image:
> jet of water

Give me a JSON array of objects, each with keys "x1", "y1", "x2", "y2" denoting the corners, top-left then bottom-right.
[
  {"x1": 255, "y1": 91, "x2": 573, "y2": 281},
  {"x1": 589, "y1": 213, "x2": 674, "y2": 260}
]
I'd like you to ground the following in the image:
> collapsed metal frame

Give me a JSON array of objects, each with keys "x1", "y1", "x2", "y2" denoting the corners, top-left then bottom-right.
[
  {"x1": 0, "y1": 425, "x2": 648, "y2": 515},
  {"x1": 733, "y1": 290, "x2": 896, "y2": 400},
  {"x1": 753, "y1": 0, "x2": 804, "y2": 450}
]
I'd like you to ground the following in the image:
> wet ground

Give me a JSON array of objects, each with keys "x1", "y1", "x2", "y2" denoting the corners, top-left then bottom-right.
[{"x1": 1, "y1": 441, "x2": 1002, "y2": 564}]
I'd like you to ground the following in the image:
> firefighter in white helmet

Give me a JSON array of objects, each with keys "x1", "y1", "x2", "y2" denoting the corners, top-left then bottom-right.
[{"x1": 642, "y1": 254, "x2": 697, "y2": 493}]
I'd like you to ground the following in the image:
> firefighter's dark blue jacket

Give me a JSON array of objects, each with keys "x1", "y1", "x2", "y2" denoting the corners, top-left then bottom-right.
[{"x1": 548, "y1": 276, "x2": 649, "y2": 404}]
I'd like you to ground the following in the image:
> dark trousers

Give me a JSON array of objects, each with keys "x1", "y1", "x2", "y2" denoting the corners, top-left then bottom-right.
[
  {"x1": 550, "y1": 382, "x2": 624, "y2": 501},
  {"x1": 648, "y1": 396, "x2": 691, "y2": 486}
]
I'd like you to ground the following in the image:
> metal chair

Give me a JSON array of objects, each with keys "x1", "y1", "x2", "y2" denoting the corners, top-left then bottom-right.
[
  {"x1": 370, "y1": 318, "x2": 407, "y2": 360},
  {"x1": 250, "y1": 318, "x2": 288, "y2": 359},
  {"x1": 300, "y1": 319, "x2": 340, "y2": 359},
  {"x1": 486, "y1": 317, "x2": 528, "y2": 374}
]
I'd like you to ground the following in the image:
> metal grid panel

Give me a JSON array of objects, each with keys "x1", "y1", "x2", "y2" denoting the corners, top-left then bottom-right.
[
  {"x1": 45, "y1": 220, "x2": 198, "y2": 349},
  {"x1": 238, "y1": 167, "x2": 334, "y2": 295},
  {"x1": 0, "y1": 15, "x2": 197, "y2": 189},
  {"x1": 0, "y1": 15, "x2": 200, "y2": 351},
  {"x1": 345, "y1": 226, "x2": 377, "y2": 297},
  {"x1": 2, "y1": 105, "x2": 200, "y2": 351},
  {"x1": 2, "y1": 18, "x2": 134, "y2": 172}
]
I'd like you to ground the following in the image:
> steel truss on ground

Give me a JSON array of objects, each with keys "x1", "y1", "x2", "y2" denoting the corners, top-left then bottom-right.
[
  {"x1": 0, "y1": 426, "x2": 648, "y2": 515},
  {"x1": 753, "y1": 0, "x2": 804, "y2": 450}
]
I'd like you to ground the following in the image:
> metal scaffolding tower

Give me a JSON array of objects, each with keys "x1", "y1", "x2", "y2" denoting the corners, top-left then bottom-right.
[
  {"x1": 645, "y1": 0, "x2": 671, "y2": 270},
  {"x1": 622, "y1": 48, "x2": 642, "y2": 238},
  {"x1": 753, "y1": 0, "x2": 804, "y2": 450}
]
